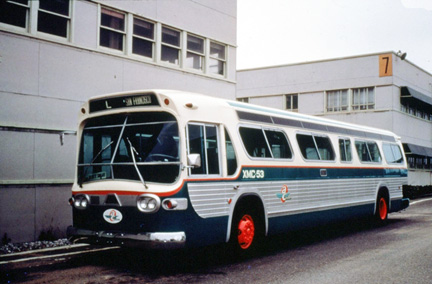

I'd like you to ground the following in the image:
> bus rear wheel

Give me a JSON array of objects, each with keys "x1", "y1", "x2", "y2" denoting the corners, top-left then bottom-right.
[{"x1": 374, "y1": 192, "x2": 389, "y2": 224}]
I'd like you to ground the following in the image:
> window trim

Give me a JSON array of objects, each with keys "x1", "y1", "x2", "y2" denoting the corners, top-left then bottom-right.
[
  {"x1": 296, "y1": 132, "x2": 336, "y2": 162},
  {"x1": 131, "y1": 16, "x2": 156, "y2": 59},
  {"x1": 238, "y1": 124, "x2": 294, "y2": 161},
  {"x1": 160, "y1": 25, "x2": 182, "y2": 66},
  {"x1": 338, "y1": 137, "x2": 353, "y2": 163},
  {"x1": 382, "y1": 143, "x2": 404, "y2": 165},
  {"x1": 186, "y1": 33, "x2": 205, "y2": 72},
  {"x1": 0, "y1": 0, "x2": 72, "y2": 41},
  {"x1": 209, "y1": 40, "x2": 226, "y2": 76},
  {"x1": 223, "y1": 128, "x2": 239, "y2": 176},
  {"x1": 326, "y1": 89, "x2": 349, "y2": 113},
  {"x1": 325, "y1": 87, "x2": 376, "y2": 113},
  {"x1": 352, "y1": 87, "x2": 375, "y2": 110},
  {"x1": 186, "y1": 122, "x2": 222, "y2": 177},
  {"x1": 285, "y1": 94, "x2": 298, "y2": 112},
  {"x1": 354, "y1": 139, "x2": 382, "y2": 164},
  {"x1": 37, "y1": 0, "x2": 72, "y2": 39},
  {"x1": 99, "y1": 7, "x2": 126, "y2": 52}
]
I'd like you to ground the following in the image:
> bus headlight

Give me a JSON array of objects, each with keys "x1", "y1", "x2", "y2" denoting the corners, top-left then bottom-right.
[
  {"x1": 72, "y1": 194, "x2": 90, "y2": 210},
  {"x1": 137, "y1": 194, "x2": 160, "y2": 213}
]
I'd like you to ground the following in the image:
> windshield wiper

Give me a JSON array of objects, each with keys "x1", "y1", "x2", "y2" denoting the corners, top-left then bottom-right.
[
  {"x1": 127, "y1": 137, "x2": 148, "y2": 189},
  {"x1": 79, "y1": 141, "x2": 114, "y2": 188}
]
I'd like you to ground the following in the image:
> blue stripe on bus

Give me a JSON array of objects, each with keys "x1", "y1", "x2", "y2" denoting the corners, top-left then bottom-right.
[{"x1": 195, "y1": 166, "x2": 407, "y2": 182}]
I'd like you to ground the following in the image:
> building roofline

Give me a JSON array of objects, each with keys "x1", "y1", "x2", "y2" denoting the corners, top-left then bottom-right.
[{"x1": 237, "y1": 51, "x2": 432, "y2": 76}]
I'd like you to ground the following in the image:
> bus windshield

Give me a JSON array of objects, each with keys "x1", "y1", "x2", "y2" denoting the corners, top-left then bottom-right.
[{"x1": 77, "y1": 112, "x2": 180, "y2": 185}]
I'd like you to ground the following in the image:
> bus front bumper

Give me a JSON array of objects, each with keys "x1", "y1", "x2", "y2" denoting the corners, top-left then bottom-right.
[{"x1": 67, "y1": 226, "x2": 186, "y2": 249}]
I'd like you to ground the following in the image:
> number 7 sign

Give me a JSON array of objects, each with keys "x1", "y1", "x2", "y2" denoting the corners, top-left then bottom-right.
[{"x1": 379, "y1": 54, "x2": 393, "y2": 77}]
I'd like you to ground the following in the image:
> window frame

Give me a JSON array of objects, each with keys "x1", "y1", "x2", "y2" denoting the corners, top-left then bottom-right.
[
  {"x1": 37, "y1": 0, "x2": 71, "y2": 39},
  {"x1": 338, "y1": 137, "x2": 353, "y2": 163},
  {"x1": 285, "y1": 94, "x2": 298, "y2": 112},
  {"x1": 296, "y1": 132, "x2": 336, "y2": 162},
  {"x1": 326, "y1": 89, "x2": 349, "y2": 112},
  {"x1": 186, "y1": 34, "x2": 205, "y2": 71},
  {"x1": 186, "y1": 122, "x2": 221, "y2": 176},
  {"x1": 239, "y1": 125, "x2": 293, "y2": 161},
  {"x1": 382, "y1": 143, "x2": 404, "y2": 165},
  {"x1": 131, "y1": 16, "x2": 155, "y2": 59},
  {"x1": 352, "y1": 87, "x2": 375, "y2": 110},
  {"x1": 209, "y1": 41, "x2": 226, "y2": 76},
  {"x1": 0, "y1": 0, "x2": 30, "y2": 30},
  {"x1": 224, "y1": 128, "x2": 238, "y2": 176},
  {"x1": 0, "y1": 0, "x2": 72, "y2": 40},
  {"x1": 160, "y1": 25, "x2": 182, "y2": 66},
  {"x1": 354, "y1": 139, "x2": 382, "y2": 164},
  {"x1": 99, "y1": 7, "x2": 126, "y2": 52}
]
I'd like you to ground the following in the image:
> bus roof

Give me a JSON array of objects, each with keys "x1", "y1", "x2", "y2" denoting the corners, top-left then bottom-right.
[{"x1": 87, "y1": 89, "x2": 399, "y2": 142}]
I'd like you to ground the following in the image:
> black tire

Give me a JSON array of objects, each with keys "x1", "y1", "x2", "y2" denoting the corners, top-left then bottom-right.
[
  {"x1": 374, "y1": 191, "x2": 389, "y2": 225},
  {"x1": 229, "y1": 203, "x2": 264, "y2": 258}
]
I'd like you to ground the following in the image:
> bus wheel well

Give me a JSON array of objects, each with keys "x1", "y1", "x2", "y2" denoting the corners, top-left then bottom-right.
[
  {"x1": 377, "y1": 187, "x2": 390, "y2": 204},
  {"x1": 228, "y1": 194, "x2": 266, "y2": 255},
  {"x1": 234, "y1": 194, "x2": 264, "y2": 214},
  {"x1": 234, "y1": 195, "x2": 265, "y2": 221}
]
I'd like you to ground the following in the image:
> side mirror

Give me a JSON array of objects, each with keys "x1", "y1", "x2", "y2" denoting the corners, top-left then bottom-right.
[{"x1": 187, "y1": 154, "x2": 201, "y2": 168}]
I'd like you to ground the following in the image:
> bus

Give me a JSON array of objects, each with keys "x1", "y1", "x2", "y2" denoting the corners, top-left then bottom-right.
[{"x1": 67, "y1": 89, "x2": 409, "y2": 253}]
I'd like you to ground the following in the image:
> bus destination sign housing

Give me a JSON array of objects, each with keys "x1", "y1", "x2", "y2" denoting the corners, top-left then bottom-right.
[{"x1": 89, "y1": 93, "x2": 160, "y2": 113}]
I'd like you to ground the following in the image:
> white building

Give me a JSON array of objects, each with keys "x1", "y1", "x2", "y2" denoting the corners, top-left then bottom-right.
[
  {"x1": 237, "y1": 52, "x2": 432, "y2": 191},
  {"x1": 0, "y1": 0, "x2": 237, "y2": 242}
]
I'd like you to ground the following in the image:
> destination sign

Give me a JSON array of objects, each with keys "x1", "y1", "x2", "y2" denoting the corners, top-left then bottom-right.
[{"x1": 89, "y1": 93, "x2": 160, "y2": 113}]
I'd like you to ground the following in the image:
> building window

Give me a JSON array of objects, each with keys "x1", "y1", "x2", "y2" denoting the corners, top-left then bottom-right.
[
  {"x1": 100, "y1": 8, "x2": 125, "y2": 51},
  {"x1": 209, "y1": 41, "x2": 226, "y2": 76},
  {"x1": 285, "y1": 94, "x2": 298, "y2": 111},
  {"x1": 352, "y1": 87, "x2": 375, "y2": 110},
  {"x1": 326, "y1": 89, "x2": 348, "y2": 112},
  {"x1": 37, "y1": 0, "x2": 70, "y2": 38},
  {"x1": 0, "y1": 0, "x2": 29, "y2": 28},
  {"x1": 161, "y1": 26, "x2": 181, "y2": 65},
  {"x1": 132, "y1": 18, "x2": 154, "y2": 58},
  {"x1": 186, "y1": 34, "x2": 204, "y2": 71}
]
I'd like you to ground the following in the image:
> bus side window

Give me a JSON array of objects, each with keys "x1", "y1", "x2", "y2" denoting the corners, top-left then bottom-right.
[
  {"x1": 383, "y1": 143, "x2": 404, "y2": 164},
  {"x1": 264, "y1": 130, "x2": 293, "y2": 159},
  {"x1": 297, "y1": 134, "x2": 319, "y2": 160},
  {"x1": 339, "y1": 138, "x2": 352, "y2": 162},
  {"x1": 187, "y1": 123, "x2": 220, "y2": 175},
  {"x1": 355, "y1": 140, "x2": 382, "y2": 163},
  {"x1": 225, "y1": 129, "x2": 238, "y2": 175},
  {"x1": 296, "y1": 133, "x2": 335, "y2": 161},
  {"x1": 239, "y1": 127, "x2": 272, "y2": 158}
]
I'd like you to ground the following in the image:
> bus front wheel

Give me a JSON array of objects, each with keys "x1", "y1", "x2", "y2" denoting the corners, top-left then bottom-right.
[{"x1": 229, "y1": 204, "x2": 263, "y2": 257}]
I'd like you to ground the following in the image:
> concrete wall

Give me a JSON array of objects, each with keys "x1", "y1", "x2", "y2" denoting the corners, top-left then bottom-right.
[{"x1": 0, "y1": 0, "x2": 237, "y2": 243}]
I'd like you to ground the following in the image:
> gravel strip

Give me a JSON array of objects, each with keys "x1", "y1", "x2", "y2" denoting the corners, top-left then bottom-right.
[{"x1": 0, "y1": 239, "x2": 71, "y2": 255}]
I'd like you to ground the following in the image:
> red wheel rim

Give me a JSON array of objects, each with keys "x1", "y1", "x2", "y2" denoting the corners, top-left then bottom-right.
[
  {"x1": 378, "y1": 197, "x2": 388, "y2": 220},
  {"x1": 237, "y1": 214, "x2": 255, "y2": 249}
]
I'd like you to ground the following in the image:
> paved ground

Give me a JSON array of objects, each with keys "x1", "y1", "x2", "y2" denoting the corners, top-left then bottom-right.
[{"x1": 1, "y1": 198, "x2": 431, "y2": 284}]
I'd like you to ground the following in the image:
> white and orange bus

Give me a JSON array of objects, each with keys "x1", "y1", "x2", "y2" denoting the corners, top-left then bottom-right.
[{"x1": 67, "y1": 90, "x2": 409, "y2": 253}]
